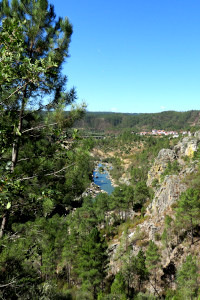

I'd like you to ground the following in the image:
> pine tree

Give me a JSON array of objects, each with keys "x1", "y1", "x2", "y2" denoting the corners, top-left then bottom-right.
[
  {"x1": 0, "y1": 0, "x2": 86, "y2": 237},
  {"x1": 76, "y1": 227, "x2": 108, "y2": 299},
  {"x1": 146, "y1": 241, "x2": 161, "y2": 297},
  {"x1": 110, "y1": 272, "x2": 127, "y2": 300},
  {"x1": 110, "y1": 186, "x2": 128, "y2": 220},
  {"x1": 0, "y1": 0, "x2": 78, "y2": 174},
  {"x1": 94, "y1": 193, "x2": 110, "y2": 227},
  {"x1": 175, "y1": 188, "x2": 200, "y2": 245},
  {"x1": 121, "y1": 248, "x2": 148, "y2": 298},
  {"x1": 161, "y1": 215, "x2": 173, "y2": 258},
  {"x1": 136, "y1": 249, "x2": 148, "y2": 291},
  {"x1": 176, "y1": 254, "x2": 198, "y2": 299}
]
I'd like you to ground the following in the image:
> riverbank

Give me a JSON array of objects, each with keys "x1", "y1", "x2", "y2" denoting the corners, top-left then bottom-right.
[
  {"x1": 82, "y1": 162, "x2": 117, "y2": 198},
  {"x1": 82, "y1": 181, "x2": 105, "y2": 198}
]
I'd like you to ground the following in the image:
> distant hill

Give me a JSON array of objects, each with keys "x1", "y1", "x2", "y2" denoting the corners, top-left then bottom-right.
[{"x1": 74, "y1": 110, "x2": 200, "y2": 133}]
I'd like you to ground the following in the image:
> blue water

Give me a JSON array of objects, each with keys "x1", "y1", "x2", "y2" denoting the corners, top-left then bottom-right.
[{"x1": 93, "y1": 163, "x2": 114, "y2": 195}]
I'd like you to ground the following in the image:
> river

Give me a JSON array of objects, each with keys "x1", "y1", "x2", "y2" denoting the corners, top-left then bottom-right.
[{"x1": 93, "y1": 163, "x2": 115, "y2": 195}]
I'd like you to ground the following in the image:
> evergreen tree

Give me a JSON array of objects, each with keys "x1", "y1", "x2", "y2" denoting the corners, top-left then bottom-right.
[
  {"x1": 110, "y1": 272, "x2": 127, "y2": 300},
  {"x1": 76, "y1": 227, "x2": 108, "y2": 299},
  {"x1": 135, "y1": 249, "x2": 148, "y2": 291},
  {"x1": 175, "y1": 188, "x2": 200, "y2": 244},
  {"x1": 161, "y1": 215, "x2": 173, "y2": 258},
  {"x1": 125, "y1": 185, "x2": 135, "y2": 211},
  {"x1": 176, "y1": 254, "x2": 198, "y2": 299},
  {"x1": 121, "y1": 248, "x2": 148, "y2": 297},
  {"x1": 0, "y1": 1, "x2": 91, "y2": 297},
  {"x1": 0, "y1": 215, "x2": 69, "y2": 298},
  {"x1": 134, "y1": 181, "x2": 150, "y2": 209},
  {"x1": 110, "y1": 185, "x2": 128, "y2": 220},
  {"x1": 146, "y1": 241, "x2": 161, "y2": 297},
  {"x1": 94, "y1": 193, "x2": 110, "y2": 227},
  {"x1": 0, "y1": 0, "x2": 86, "y2": 237}
]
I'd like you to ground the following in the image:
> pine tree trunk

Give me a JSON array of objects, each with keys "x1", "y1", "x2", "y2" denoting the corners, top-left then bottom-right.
[
  {"x1": 0, "y1": 91, "x2": 26, "y2": 239},
  {"x1": 191, "y1": 224, "x2": 194, "y2": 245},
  {"x1": 0, "y1": 215, "x2": 6, "y2": 239}
]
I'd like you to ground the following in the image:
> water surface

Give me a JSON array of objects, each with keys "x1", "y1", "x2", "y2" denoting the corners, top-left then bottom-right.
[{"x1": 93, "y1": 163, "x2": 114, "y2": 195}]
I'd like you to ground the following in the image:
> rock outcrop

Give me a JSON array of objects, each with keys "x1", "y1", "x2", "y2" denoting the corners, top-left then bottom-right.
[
  {"x1": 108, "y1": 134, "x2": 200, "y2": 296},
  {"x1": 147, "y1": 149, "x2": 176, "y2": 186},
  {"x1": 174, "y1": 136, "x2": 199, "y2": 158},
  {"x1": 147, "y1": 175, "x2": 187, "y2": 215}
]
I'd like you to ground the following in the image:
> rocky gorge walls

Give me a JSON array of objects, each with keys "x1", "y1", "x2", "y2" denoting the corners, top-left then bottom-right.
[
  {"x1": 108, "y1": 133, "x2": 200, "y2": 296},
  {"x1": 146, "y1": 134, "x2": 200, "y2": 216}
]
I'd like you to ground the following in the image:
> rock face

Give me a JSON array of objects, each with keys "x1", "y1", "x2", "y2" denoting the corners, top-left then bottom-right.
[
  {"x1": 147, "y1": 137, "x2": 199, "y2": 187},
  {"x1": 147, "y1": 149, "x2": 176, "y2": 186},
  {"x1": 174, "y1": 137, "x2": 198, "y2": 158},
  {"x1": 108, "y1": 134, "x2": 200, "y2": 296},
  {"x1": 146, "y1": 138, "x2": 198, "y2": 215},
  {"x1": 157, "y1": 149, "x2": 177, "y2": 162},
  {"x1": 147, "y1": 175, "x2": 187, "y2": 215}
]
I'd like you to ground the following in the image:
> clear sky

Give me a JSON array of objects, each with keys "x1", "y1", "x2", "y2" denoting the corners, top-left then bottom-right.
[{"x1": 50, "y1": 0, "x2": 200, "y2": 113}]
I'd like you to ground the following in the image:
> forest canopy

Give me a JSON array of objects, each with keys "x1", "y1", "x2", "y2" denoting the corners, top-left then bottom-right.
[{"x1": 74, "y1": 110, "x2": 200, "y2": 133}]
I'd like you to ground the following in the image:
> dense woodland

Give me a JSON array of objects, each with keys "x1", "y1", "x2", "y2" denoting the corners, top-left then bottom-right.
[
  {"x1": 74, "y1": 111, "x2": 200, "y2": 133},
  {"x1": 1, "y1": 0, "x2": 200, "y2": 299}
]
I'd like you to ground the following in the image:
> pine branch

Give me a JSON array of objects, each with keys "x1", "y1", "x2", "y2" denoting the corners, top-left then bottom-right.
[
  {"x1": 0, "y1": 279, "x2": 16, "y2": 288},
  {"x1": 44, "y1": 164, "x2": 75, "y2": 177},
  {"x1": 19, "y1": 164, "x2": 75, "y2": 181},
  {"x1": 22, "y1": 122, "x2": 58, "y2": 134},
  {"x1": 4, "y1": 83, "x2": 27, "y2": 101}
]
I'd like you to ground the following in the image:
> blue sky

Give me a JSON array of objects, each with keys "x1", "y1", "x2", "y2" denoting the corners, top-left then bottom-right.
[{"x1": 50, "y1": 0, "x2": 200, "y2": 113}]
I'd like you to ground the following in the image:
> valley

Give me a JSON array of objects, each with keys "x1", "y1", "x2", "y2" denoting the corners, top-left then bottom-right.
[{"x1": 1, "y1": 1, "x2": 200, "y2": 298}]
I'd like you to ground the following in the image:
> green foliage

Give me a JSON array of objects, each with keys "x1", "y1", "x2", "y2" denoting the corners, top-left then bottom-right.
[
  {"x1": 193, "y1": 143, "x2": 200, "y2": 161},
  {"x1": 0, "y1": 0, "x2": 88, "y2": 234},
  {"x1": 122, "y1": 249, "x2": 148, "y2": 294},
  {"x1": 110, "y1": 272, "x2": 127, "y2": 300},
  {"x1": 146, "y1": 241, "x2": 160, "y2": 272},
  {"x1": 109, "y1": 156, "x2": 123, "y2": 181},
  {"x1": 99, "y1": 166, "x2": 105, "y2": 173},
  {"x1": 1, "y1": 5, "x2": 200, "y2": 298},
  {"x1": 0, "y1": 0, "x2": 94, "y2": 297},
  {"x1": 0, "y1": 215, "x2": 68, "y2": 298},
  {"x1": 134, "y1": 181, "x2": 150, "y2": 208},
  {"x1": 110, "y1": 186, "x2": 127, "y2": 211},
  {"x1": 76, "y1": 227, "x2": 108, "y2": 298},
  {"x1": 75, "y1": 110, "x2": 200, "y2": 132},
  {"x1": 176, "y1": 254, "x2": 198, "y2": 299},
  {"x1": 175, "y1": 188, "x2": 200, "y2": 244},
  {"x1": 134, "y1": 292, "x2": 157, "y2": 299},
  {"x1": 160, "y1": 161, "x2": 180, "y2": 182},
  {"x1": 165, "y1": 289, "x2": 177, "y2": 299},
  {"x1": 161, "y1": 215, "x2": 173, "y2": 256},
  {"x1": 151, "y1": 178, "x2": 159, "y2": 188},
  {"x1": 146, "y1": 241, "x2": 161, "y2": 297},
  {"x1": 94, "y1": 193, "x2": 111, "y2": 226},
  {"x1": 0, "y1": 17, "x2": 57, "y2": 104}
]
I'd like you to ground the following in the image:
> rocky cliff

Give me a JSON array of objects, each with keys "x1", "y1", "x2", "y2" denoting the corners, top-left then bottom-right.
[{"x1": 108, "y1": 133, "x2": 200, "y2": 296}]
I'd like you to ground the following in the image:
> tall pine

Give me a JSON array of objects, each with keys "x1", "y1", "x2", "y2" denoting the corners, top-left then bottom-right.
[
  {"x1": 146, "y1": 241, "x2": 161, "y2": 297},
  {"x1": 176, "y1": 254, "x2": 198, "y2": 299},
  {"x1": 0, "y1": 0, "x2": 86, "y2": 237},
  {"x1": 76, "y1": 227, "x2": 108, "y2": 299},
  {"x1": 175, "y1": 188, "x2": 200, "y2": 245}
]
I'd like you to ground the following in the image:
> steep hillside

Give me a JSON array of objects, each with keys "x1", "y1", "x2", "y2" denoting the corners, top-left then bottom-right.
[
  {"x1": 106, "y1": 132, "x2": 200, "y2": 298},
  {"x1": 74, "y1": 110, "x2": 200, "y2": 133},
  {"x1": 2, "y1": 123, "x2": 200, "y2": 298}
]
